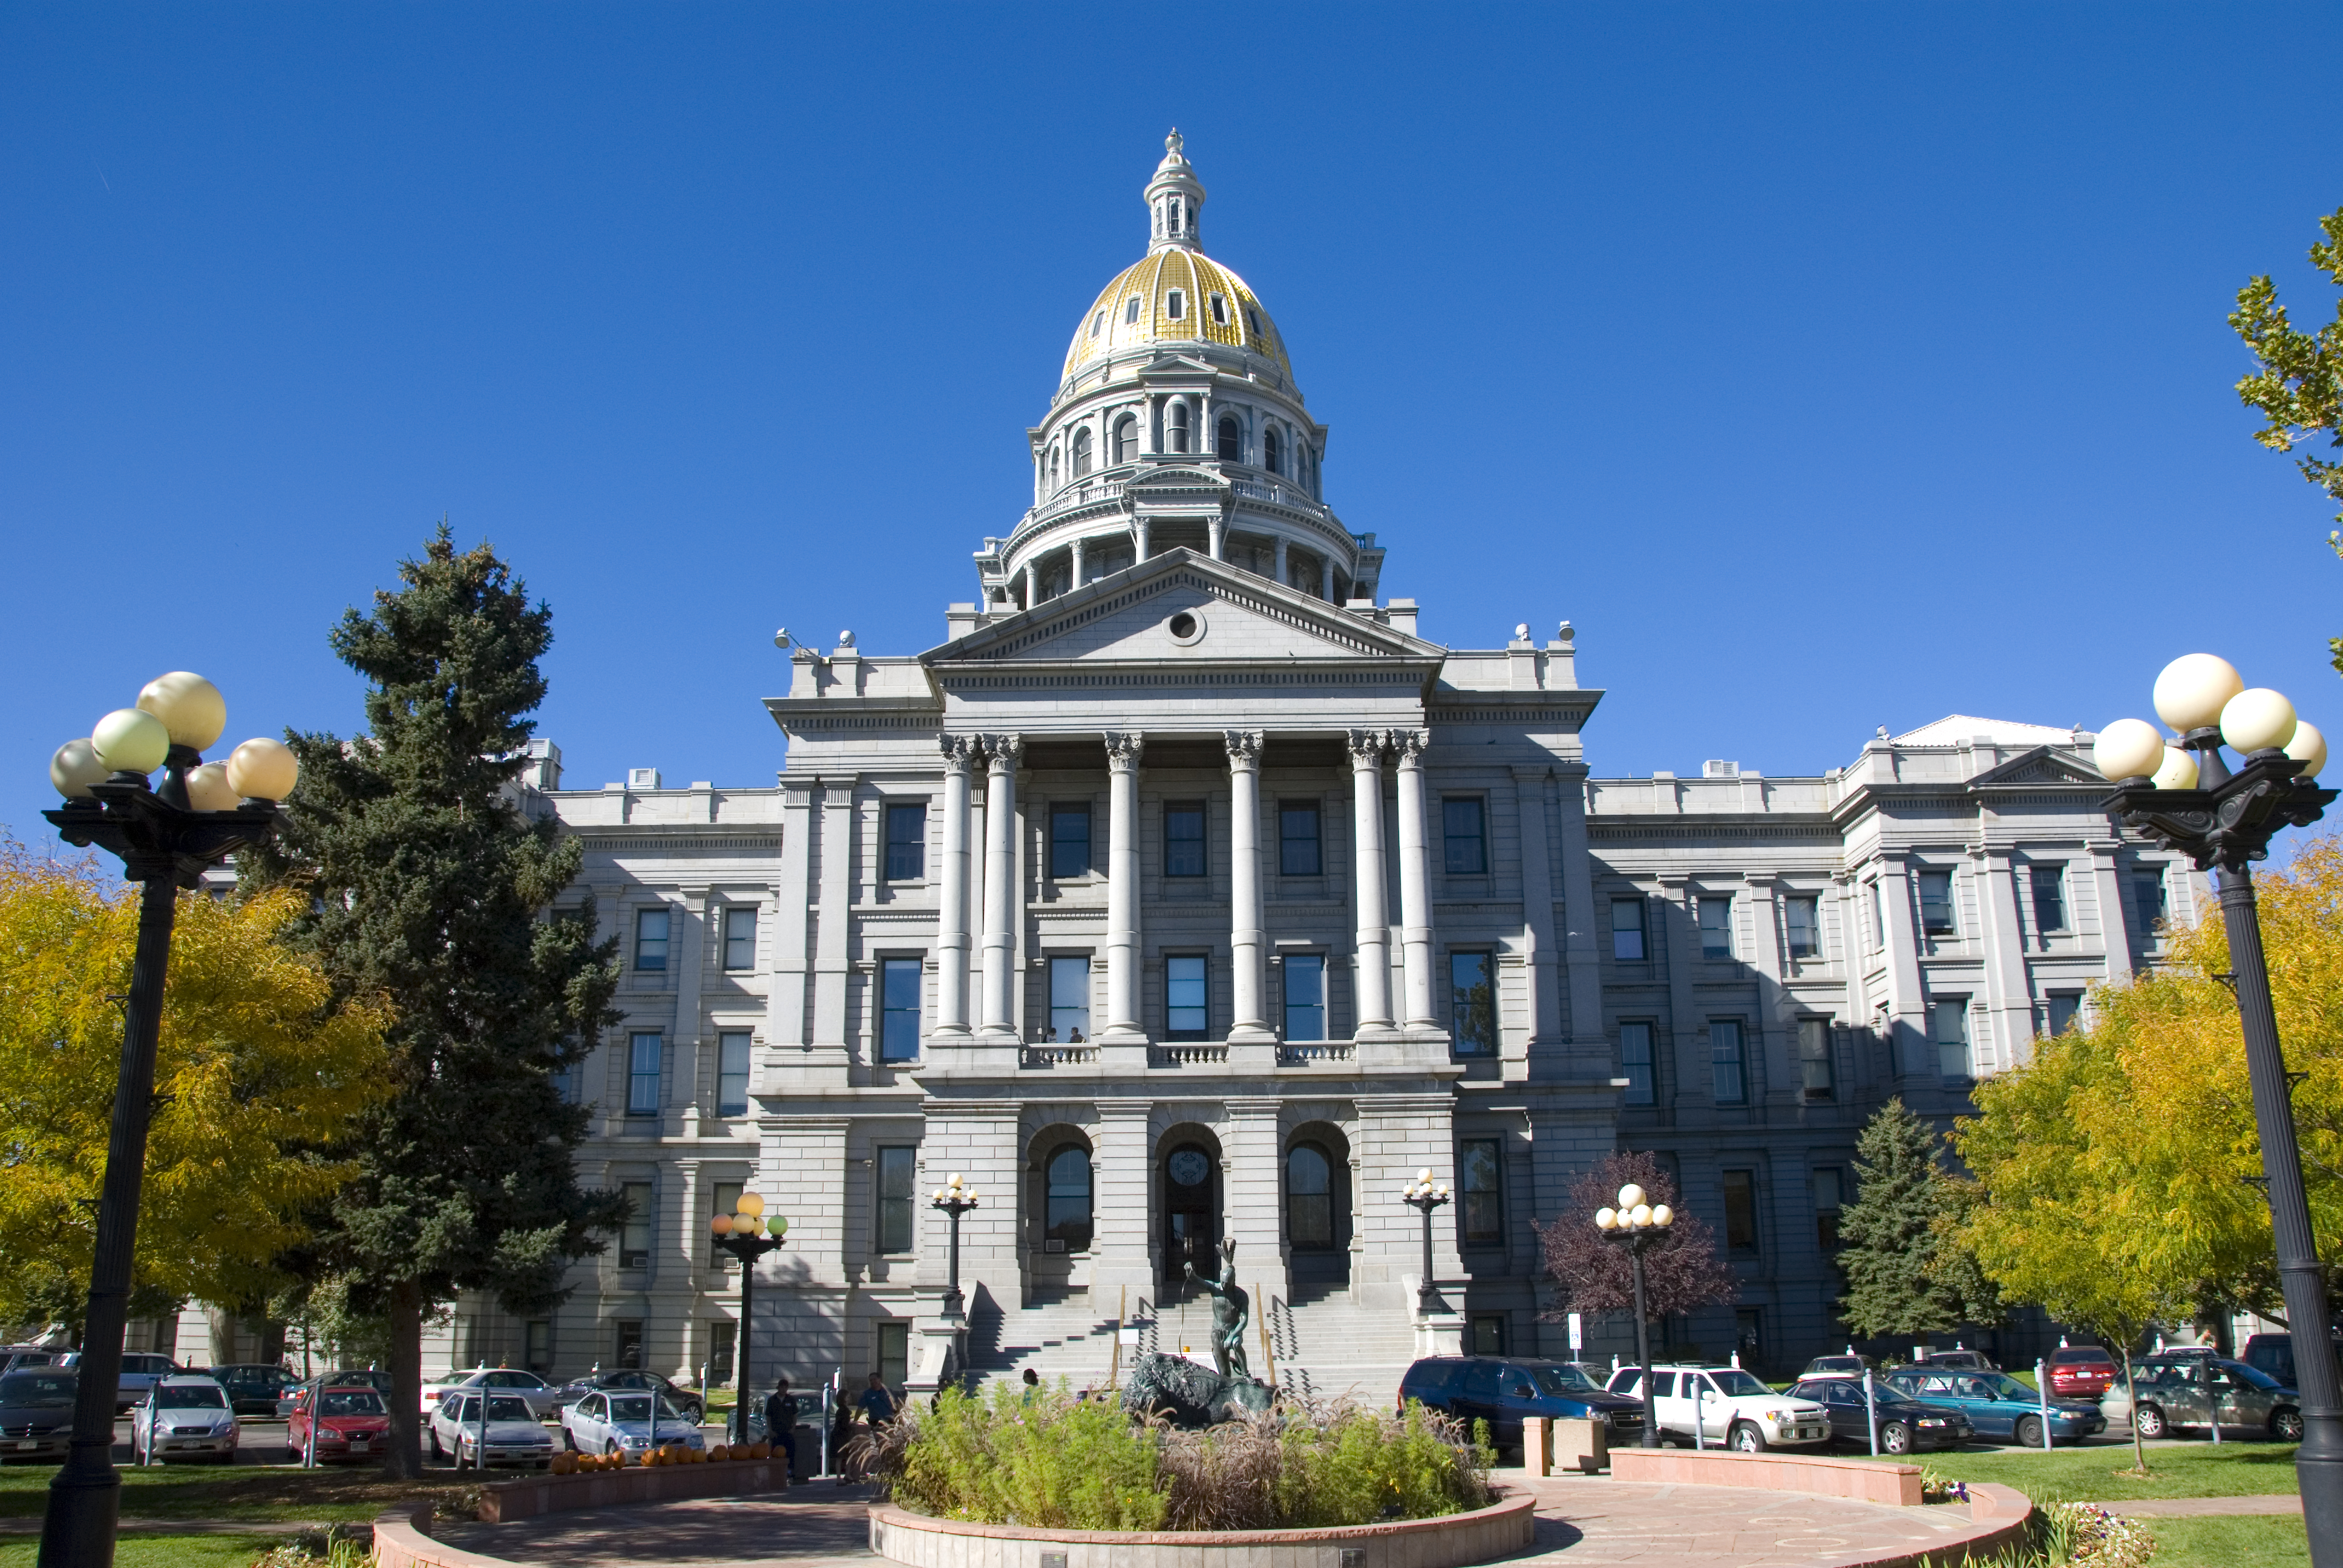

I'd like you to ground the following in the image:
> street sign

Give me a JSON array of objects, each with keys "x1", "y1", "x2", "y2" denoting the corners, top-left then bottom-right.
[{"x1": 1568, "y1": 1313, "x2": 1582, "y2": 1353}]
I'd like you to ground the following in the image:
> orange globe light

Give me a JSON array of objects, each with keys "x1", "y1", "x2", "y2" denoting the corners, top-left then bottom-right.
[{"x1": 709, "y1": 1214, "x2": 732, "y2": 1236}]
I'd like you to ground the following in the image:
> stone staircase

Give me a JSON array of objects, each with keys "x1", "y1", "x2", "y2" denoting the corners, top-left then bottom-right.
[
  {"x1": 960, "y1": 1288, "x2": 1125, "y2": 1391},
  {"x1": 1267, "y1": 1289, "x2": 1421, "y2": 1411}
]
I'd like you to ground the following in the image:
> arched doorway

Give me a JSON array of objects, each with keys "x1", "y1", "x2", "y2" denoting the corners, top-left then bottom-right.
[
  {"x1": 1285, "y1": 1124, "x2": 1354, "y2": 1289},
  {"x1": 1159, "y1": 1134, "x2": 1221, "y2": 1287}
]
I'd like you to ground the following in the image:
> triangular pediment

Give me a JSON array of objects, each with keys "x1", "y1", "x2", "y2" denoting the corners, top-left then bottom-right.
[
  {"x1": 923, "y1": 549, "x2": 1441, "y2": 666},
  {"x1": 1968, "y1": 745, "x2": 2105, "y2": 789}
]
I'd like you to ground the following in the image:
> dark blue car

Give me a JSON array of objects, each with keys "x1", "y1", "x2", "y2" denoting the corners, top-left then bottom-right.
[{"x1": 1398, "y1": 1356, "x2": 1647, "y2": 1451}]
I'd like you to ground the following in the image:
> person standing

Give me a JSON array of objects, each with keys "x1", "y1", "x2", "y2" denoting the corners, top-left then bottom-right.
[
  {"x1": 858, "y1": 1370, "x2": 897, "y2": 1425},
  {"x1": 764, "y1": 1374, "x2": 798, "y2": 1475}
]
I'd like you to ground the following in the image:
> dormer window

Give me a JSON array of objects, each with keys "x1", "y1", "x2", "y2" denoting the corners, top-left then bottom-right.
[
  {"x1": 1246, "y1": 307, "x2": 1263, "y2": 337},
  {"x1": 1124, "y1": 296, "x2": 1142, "y2": 325},
  {"x1": 1091, "y1": 310, "x2": 1105, "y2": 339},
  {"x1": 1165, "y1": 290, "x2": 1185, "y2": 322},
  {"x1": 1208, "y1": 293, "x2": 1228, "y2": 325}
]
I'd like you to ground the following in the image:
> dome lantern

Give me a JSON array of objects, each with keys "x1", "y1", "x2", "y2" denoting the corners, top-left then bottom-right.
[{"x1": 1145, "y1": 128, "x2": 1205, "y2": 254}]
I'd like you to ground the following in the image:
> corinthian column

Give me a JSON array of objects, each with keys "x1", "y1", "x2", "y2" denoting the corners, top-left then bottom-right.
[
  {"x1": 933, "y1": 735, "x2": 977, "y2": 1037},
  {"x1": 978, "y1": 734, "x2": 1023, "y2": 1036},
  {"x1": 1394, "y1": 728, "x2": 1437, "y2": 1028},
  {"x1": 1225, "y1": 730, "x2": 1271, "y2": 1041},
  {"x1": 1103, "y1": 731, "x2": 1146, "y2": 1039},
  {"x1": 1348, "y1": 728, "x2": 1395, "y2": 1033}
]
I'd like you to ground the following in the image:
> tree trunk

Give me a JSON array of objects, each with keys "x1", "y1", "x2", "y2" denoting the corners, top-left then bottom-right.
[
  {"x1": 2122, "y1": 1344, "x2": 2149, "y2": 1475},
  {"x1": 381, "y1": 1281, "x2": 424, "y2": 1480}
]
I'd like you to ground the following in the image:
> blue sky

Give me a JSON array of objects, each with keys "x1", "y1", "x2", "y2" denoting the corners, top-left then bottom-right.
[{"x1": 6, "y1": 4, "x2": 2342, "y2": 842}]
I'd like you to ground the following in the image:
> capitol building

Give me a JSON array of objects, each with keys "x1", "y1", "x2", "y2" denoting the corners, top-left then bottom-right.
[{"x1": 184, "y1": 135, "x2": 2197, "y2": 1399}]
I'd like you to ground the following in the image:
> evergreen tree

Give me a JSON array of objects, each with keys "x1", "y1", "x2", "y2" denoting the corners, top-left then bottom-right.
[
  {"x1": 247, "y1": 525, "x2": 621, "y2": 1478},
  {"x1": 1835, "y1": 1099, "x2": 1996, "y2": 1344}
]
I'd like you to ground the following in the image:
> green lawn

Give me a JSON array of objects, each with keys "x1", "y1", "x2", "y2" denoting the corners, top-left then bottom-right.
[
  {"x1": 0, "y1": 1535, "x2": 280, "y2": 1568},
  {"x1": 1849, "y1": 1441, "x2": 2299, "y2": 1501},
  {"x1": 2140, "y1": 1513, "x2": 2309, "y2": 1567},
  {"x1": 0, "y1": 1463, "x2": 477, "y2": 1523}
]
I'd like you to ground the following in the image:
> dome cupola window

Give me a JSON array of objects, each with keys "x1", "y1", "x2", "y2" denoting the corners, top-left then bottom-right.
[
  {"x1": 1072, "y1": 427, "x2": 1093, "y2": 479},
  {"x1": 1168, "y1": 402, "x2": 1190, "y2": 454},
  {"x1": 1091, "y1": 310, "x2": 1105, "y2": 339},
  {"x1": 1165, "y1": 289, "x2": 1185, "y2": 322},
  {"x1": 1264, "y1": 428, "x2": 1282, "y2": 475},
  {"x1": 1216, "y1": 416, "x2": 1241, "y2": 463},
  {"x1": 1124, "y1": 295, "x2": 1142, "y2": 325},
  {"x1": 1113, "y1": 416, "x2": 1136, "y2": 465},
  {"x1": 1208, "y1": 293, "x2": 1228, "y2": 325}
]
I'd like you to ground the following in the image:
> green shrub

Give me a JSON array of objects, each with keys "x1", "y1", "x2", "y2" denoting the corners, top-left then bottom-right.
[{"x1": 891, "y1": 1382, "x2": 1168, "y2": 1529}]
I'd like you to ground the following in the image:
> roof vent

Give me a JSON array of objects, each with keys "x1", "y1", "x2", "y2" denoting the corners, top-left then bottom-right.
[
  {"x1": 1703, "y1": 760, "x2": 1740, "y2": 779},
  {"x1": 628, "y1": 768, "x2": 662, "y2": 791}
]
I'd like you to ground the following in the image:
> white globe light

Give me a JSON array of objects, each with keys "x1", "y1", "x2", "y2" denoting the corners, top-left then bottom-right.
[
  {"x1": 2092, "y1": 719, "x2": 2166, "y2": 782},
  {"x1": 1650, "y1": 1203, "x2": 1674, "y2": 1228},
  {"x1": 50, "y1": 739, "x2": 108, "y2": 799},
  {"x1": 185, "y1": 762, "x2": 241, "y2": 812},
  {"x1": 91, "y1": 708, "x2": 171, "y2": 775},
  {"x1": 2221, "y1": 688, "x2": 2299, "y2": 754},
  {"x1": 136, "y1": 672, "x2": 227, "y2": 751},
  {"x1": 2287, "y1": 720, "x2": 2328, "y2": 779},
  {"x1": 1596, "y1": 1207, "x2": 1618, "y2": 1229},
  {"x1": 223, "y1": 737, "x2": 300, "y2": 801},
  {"x1": 1418, "y1": 1168, "x2": 1433, "y2": 1183},
  {"x1": 2153, "y1": 653, "x2": 2245, "y2": 731},
  {"x1": 1629, "y1": 1203, "x2": 1653, "y2": 1227},
  {"x1": 1616, "y1": 1183, "x2": 1645, "y2": 1210},
  {"x1": 2150, "y1": 747, "x2": 2198, "y2": 791}
]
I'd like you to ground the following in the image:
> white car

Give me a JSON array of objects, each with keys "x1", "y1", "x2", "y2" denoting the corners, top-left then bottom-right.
[
  {"x1": 131, "y1": 1376, "x2": 238, "y2": 1466},
  {"x1": 421, "y1": 1367, "x2": 560, "y2": 1420},
  {"x1": 429, "y1": 1390, "x2": 555, "y2": 1469},
  {"x1": 1608, "y1": 1364, "x2": 1832, "y2": 1452},
  {"x1": 560, "y1": 1389, "x2": 705, "y2": 1459}
]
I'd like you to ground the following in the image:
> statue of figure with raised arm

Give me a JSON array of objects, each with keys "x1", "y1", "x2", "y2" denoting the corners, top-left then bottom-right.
[{"x1": 1184, "y1": 1236, "x2": 1251, "y2": 1382}]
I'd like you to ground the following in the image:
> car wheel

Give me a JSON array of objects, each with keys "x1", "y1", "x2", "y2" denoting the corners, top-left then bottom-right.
[
  {"x1": 1729, "y1": 1422, "x2": 1766, "y2": 1453},
  {"x1": 2273, "y1": 1407, "x2": 2306, "y2": 1443},
  {"x1": 1881, "y1": 1422, "x2": 1913, "y2": 1455},
  {"x1": 2015, "y1": 1416, "x2": 2045, "y2": 1449},
  {"x1": 2134, "y1": 1404, "x2": 2168, "y2": 1440},
  {"x1": 562, "y1": 1427, "x2": 577, "y2": 1452},
  {"x1": 605, "y1": 1440, "x2": 621, "y2": 1459},
  {"x1": 428, "y1": 1427, "x2": 444, "y2": 1460}
]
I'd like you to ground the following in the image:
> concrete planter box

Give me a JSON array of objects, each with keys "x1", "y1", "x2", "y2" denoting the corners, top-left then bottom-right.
[{"x1": 865, "y1": 1493, "x2": 1536, "y2": 1568}]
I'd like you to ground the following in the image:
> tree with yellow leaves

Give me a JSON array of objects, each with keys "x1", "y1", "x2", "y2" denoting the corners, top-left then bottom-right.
[{"x1": 0, "y1": 840, "x2": 390, "y2": 1337}]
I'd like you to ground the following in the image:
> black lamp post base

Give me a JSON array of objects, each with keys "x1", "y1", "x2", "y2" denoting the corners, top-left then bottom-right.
[{"x1": 38, "y1": 1458, "x2": 120, "y2": 1568}]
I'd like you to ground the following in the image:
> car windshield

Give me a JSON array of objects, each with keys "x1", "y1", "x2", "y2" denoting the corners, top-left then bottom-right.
[
  {"x1": 0, "y1": 1373, "x2": 76, "y2": 1405},
  {"x1": 2224, "y1": 1362, "x2": 2285, "y2": 1391},
  {"x1": 485, "y1": 1396, "x2": 534, "y2": 1422},
  {"x1": 1703, "y1": 1370, "x2": 1772, "y2": 1399},
  {"x1": 1533, "y1": 1365, "x2": 1600, "y2": 1395},
  {"x1": 610, "y1": 1394, "x2": 660, "y2": 1423},
  {"x1": 321, "y1": 1391, "x2": 385, "y2": 1416},
  {"x1": 160, "y1": 1386, "x2": 228, "y2": 1408}
]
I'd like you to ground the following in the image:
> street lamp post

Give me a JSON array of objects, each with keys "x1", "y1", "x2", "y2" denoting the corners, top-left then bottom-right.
[
  {"x1": 929, "y1": 1174, "x2": 980, "y2": 1316},
  {"x1": 1401, "y1": 1169, "x2": 1452, "y2": 1316},
  {"x1": 708, "y1": 1192, "x2": 788, "y2": 1448},
  {"x1": 38, "y1": 674, "x2": 299, "y2": 1568},
  {"x1": 2095, "y1": 652, "x2": 2340, "y2": 1566},
  {"x1": 1596, "y1": 1183, "x2": 1675, "y2": 1450}
]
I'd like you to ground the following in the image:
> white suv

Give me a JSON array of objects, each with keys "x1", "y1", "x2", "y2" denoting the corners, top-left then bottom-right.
[{"x1": 1607, "y1": 1364, "x2": 1832, "y2": 1452}]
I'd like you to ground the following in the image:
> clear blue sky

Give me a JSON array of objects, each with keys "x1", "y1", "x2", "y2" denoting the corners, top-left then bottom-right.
[{"x1": 7, "y1": 4, "x2": 2342, "y2": 843}]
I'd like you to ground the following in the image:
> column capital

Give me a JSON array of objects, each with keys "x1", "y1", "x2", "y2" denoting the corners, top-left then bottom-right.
[
  {"x1": 983, "y1": 733, "x2": 1024, "y2": 769},
  {"x1": 1223, "y1": 729, "x2": 1265, "y2": 768},
  {"x1": 1392, "y1": 728, "x2": 1431, "y2": 765},
  {"x1": 1104, "y1": 731, "x2": 1146, "y2": 769},
  {"x1": 1346, "y1": 727, "x2": 1389, "y2": 765},
  {"x1": 939, "y1": 734, "x2": 980, "y2": 774}
]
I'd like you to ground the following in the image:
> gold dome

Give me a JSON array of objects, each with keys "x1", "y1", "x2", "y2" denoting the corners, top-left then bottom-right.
[{"x1": 1063, "y1": 250, "x2": 1289, "y2": 381}]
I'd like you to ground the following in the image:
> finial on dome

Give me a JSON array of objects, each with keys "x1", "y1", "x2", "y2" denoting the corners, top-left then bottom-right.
[
  {"x1": 1144, "y1": 129, "x2": 1205, "y2": 253},
  {"x1": 1164, "y1": 128, "x2": 1185, "y2": 163}
]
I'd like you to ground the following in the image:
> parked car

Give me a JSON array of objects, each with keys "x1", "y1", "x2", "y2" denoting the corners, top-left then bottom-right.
[
  {"x1": 1799, "y1": 1354, "x2": 1873, "y2": 1379},
  {"x1": 1909, "y1": 1348, "x2": 1997, "y2": 1373},
  {"x1": 204, "y1": 1364, "x2": 297, "y2": 1416},
  {"x1": 421, "y1": 1367, "x2": 561, "y2": 1421},
  {"x1": 2240, "y1": 1333, "x2": 2343, "y2": 1391},
  {"x1": 549, "y1": 1369, "x2": 705, "y2": 1423},
  {"x1": 428, "y1": 1391, "x2": 555, "y2": 1469},
  {"x1": 281, "y1": 1369, "x2": 395, "y2": 1420},
  {"x1": 1882, "y1": 1368, "x2": 2106, "y2": 1446},
  {"x1": 559, "y1": 1389, "x2": 706, "y2": 1459},
  {"x1": 2105, "y1": 1357, "x2": 2304, "y2": 1442},
  {"x1": 0, "y1": 1348, "x2": 58, "y2": 1377},
  {"x1": 1604, "y1": 1365, "x2": 1832, "y2": 1452},
  {"x1": 52, "y1": 1351, "x2": 179, "y2": 1414},
  {"x1": 0, "y1": 1368, "x2": 77, "y2": 1465},
  {"x1": 2044, "y1": 1345, "x2": 2119, "y2": 1400},
  {"x1": 1786, "y1": 1376, "x2": 1972, "y2": 1454},
  {"x1": 284, "y1": 1384, "x2": 392, "y2": 1463},
  {"x1": 131, "y1": 1376, "x2": 238, "y2": 1466},
  {"x1": 1397, "y1": 1356, "x2": 1648, "y2": 1450}
]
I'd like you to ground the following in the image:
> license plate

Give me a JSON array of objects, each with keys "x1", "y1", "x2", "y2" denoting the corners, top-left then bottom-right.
[
  {"x1": 11, "y1": 1442, "x2": 35, "y2": 1451},
  {"x1": 349, "y1": 1439, "x2": 370, "y2": 1452}
]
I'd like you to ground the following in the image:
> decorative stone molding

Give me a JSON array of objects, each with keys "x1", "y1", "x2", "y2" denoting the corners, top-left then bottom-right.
[
  {"x1": 1346, "y1": 727, "x2": 1389, "y2": 762},
  {"x1": 939, "y1": 734, "x2": 980, "y2": 773},
  {"x1": 983, "y1": 733, "x2": 1024, "y2": 769},
  {"x1": 1222, "y1": 728, "x2": 1264, "y2": 767},
  {"x1": 1103, "y1": 731, "x2": 1146, "y2": 767}
]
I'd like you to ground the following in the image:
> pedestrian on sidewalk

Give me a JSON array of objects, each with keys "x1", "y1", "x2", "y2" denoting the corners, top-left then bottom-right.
[{"x1": 764, "y1": 1374, "x2": 798, "y2": 1475}]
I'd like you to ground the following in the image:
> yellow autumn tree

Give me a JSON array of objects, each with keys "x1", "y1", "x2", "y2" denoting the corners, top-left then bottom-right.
[{"x1": 0, "y1": 840, "x2": 391, "y2": 1334}]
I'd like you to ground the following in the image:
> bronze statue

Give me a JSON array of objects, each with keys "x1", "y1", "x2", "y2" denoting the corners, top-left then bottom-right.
[{"x1": 1183, "y1": 1236, "x2": 1251, "y2": 1382}]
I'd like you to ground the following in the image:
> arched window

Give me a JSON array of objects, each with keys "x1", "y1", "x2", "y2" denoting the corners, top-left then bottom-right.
[
  {"x1": 1264, "y1": 428, "x2": 1282, "y2": 475},
  {"x1": 1216, "y1": 417, "x2": 1241, "y2": 463},
  {"x1": 1113, "y1": 416, "x2": 1136, "y2": 465},
  {"x1": 1288, "y1": 1143, "x2": 1332, "y2": 1249},
  {"x1": 1168, "y1": 402, "x2": 1190, "y2": 454},
  {"x1": 1072, "y1": 427, "x2": 1093, "y2": 479},
  {"x1": 1047, "y1": 447, "x2": 1060, "y2": 488},
  {"x1": 1046, "y1": 1146, "x2": 1093, "y2": 1252}
]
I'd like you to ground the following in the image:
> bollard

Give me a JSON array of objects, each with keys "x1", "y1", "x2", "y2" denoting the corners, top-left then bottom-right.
[{"x1": 1525, "y1": 1416, "x2": 1551, "y2": 1477}]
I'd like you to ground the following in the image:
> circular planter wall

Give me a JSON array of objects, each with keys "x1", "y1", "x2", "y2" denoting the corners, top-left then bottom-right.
[{"x1": 865, "y1": 1493, "x2": 1535, "y2": 1568}]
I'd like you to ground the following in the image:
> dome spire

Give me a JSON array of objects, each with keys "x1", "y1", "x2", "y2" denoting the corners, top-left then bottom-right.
[{"x1": 1144, "y1": 127, "x2": 1205, "y2": 254}]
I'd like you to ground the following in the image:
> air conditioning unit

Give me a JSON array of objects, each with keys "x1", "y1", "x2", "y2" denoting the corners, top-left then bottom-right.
[{"x1": 1703, "y1": 760, "x2": 1740, "y2": 779}]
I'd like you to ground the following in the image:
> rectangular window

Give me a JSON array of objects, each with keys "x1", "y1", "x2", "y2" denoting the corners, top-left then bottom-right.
[
  {"x1": 627, "y1": 1033, "x2": 663, "y2": 1116},
  {"x1": 1699, "y1": 896, "x2": 1732, "y2": 958},
  {"x1": 2030, "y1": 866, "x2": 2068, "y2": 933},
  {"x1": 884, "y1": 803, "x2": 926, "y2": 881},
  {"x1": 876, "y1": 1322, "x2": 909, "y2": 1389},
  {"x1": 706, "y1": 1321, "x2": 735, "y2": 1384},
  {"x1": 1618, "y1": 1022, "x2": 1655, "y2": 1106},
  {"x1": 614, "y1": 1321, "x2": 644, "y2": 1370},
  {"x1": 709, "y1": 1181, "x2": 742, "y2": 1267},
  {"x1": 880, "y1": 958, "x2": 922, "y2": 1062},
  {"x1": 620, "y1": 1182, "x2": 652, "y2": 1268},
  {"x1": 1722, "y1": 1170, "x2": 1759, "y2": 1255},
  {"x1": 1869, "y1": 881, "x2": 1886, "y2": 950},
  {"x1": 876, "y1": 1146, "x2": 917, "y2": 1253},
  {"x1": 1450, "y1": 952, "x2": 1495, "y2": 1056},
  {"x1": 722, "y1": 907, "x2": 758, "y2": 970},
  {"x1": 1050, "y1": 805, "x2": 1092, "y2": 879},
  {"x1": 1785, "y1": 895, "x2": 1820, "y2": 959},
  {"x1": 2045, "y1": 993, "x2": 2082, "y2": 1038},
  {"x1": 1711, "y1": 1019, "x2": 1748, "y2": 1104},
  {"x1": 1166, "y1": 955, "x2": 1208, "y2": 1040},
  {"x1": 1918, "y1": 871, "x2": 1956, "y2": 935},
  {"x1": 1279, "y1": 802, "x2": 1322, "y2": 876},
  {"x1": 716, "y1": 1031, "x2": 752, "y2": 1117},
  {"x1": 1441, "y1": 797, "x2": 1487, "y2": 874},
  {"x1": 2133, "y1": 867, "x2": 2169, "y2": 936},
  {"x1": 1164, "y1": 802, "x2": 1206, "y2": 878},
  {"x1": 1812, "y1": 1168, "x2": 1844, "y2": 1251},
  {"x1": 1470, "y1": 1315, "x2": 1507, "y2": 1356},
  {"x1": 1933, "y1": 999, "x2": 1973, "y2": 1078},
  {"x1": 1049, "y1": 955, "x2": 1092, "y2": 1042},
  {"x1": 1459, "y1": 1138, "x2": 1502, "y2": 1244},
  {"x1": 1283, "y1": 955, "x2": 1326, "y2": 1041},
  {"x1": 634, "y1": 907, "x2": 670, "y2": 971},
  {"x1": 1611, "y1": 898, "x2": 1646, "y2": 961},
  {"x1": 1797, "y1": 1018, "x2": 1834, "y2": 1100}
]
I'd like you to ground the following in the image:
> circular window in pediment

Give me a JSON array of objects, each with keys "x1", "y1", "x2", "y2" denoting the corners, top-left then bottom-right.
[{"x1": 1167, "y1": 610, "x2": 1207, "y2": 646}]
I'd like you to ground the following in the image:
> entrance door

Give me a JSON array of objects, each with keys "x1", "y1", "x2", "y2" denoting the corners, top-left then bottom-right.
[{"x1": 1162, "y1": 1144, "x2": 1218, "y2": 1285}]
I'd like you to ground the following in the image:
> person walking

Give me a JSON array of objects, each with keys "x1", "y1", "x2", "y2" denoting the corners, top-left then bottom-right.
[
  {"x1": 764, "y1": 1374, "x2": 798, "y2": 1476},
  {"x1": 859, "y1": 1371, "x2": 897, "y2": 1425}
]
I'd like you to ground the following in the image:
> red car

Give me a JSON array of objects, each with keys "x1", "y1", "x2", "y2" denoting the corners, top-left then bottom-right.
[
  {"x1": 284, "y1": 1383, "x2": 392, "y2": 1463},
  {"x1": 2045, "y1": 1345, "x2": 2118, "y2": 1399}
]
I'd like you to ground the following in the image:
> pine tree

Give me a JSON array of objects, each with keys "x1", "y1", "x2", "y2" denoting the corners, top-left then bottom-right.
[
  {"x1": 1836, "y1": 1098, "x2": 1995, "y2": 1344},
  {"x1": 246, "y1": 525, "x2": 622, "y2": 1478}
]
